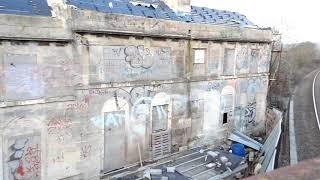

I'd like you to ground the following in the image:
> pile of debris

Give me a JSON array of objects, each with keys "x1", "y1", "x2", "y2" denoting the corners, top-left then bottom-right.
[
  {"x1": 144, "y1": 147, "x2": 247, "y2": 180},
  {"x1": 141, "y1": 123, "x2": 281, "y2": 180},
  {"x1": 229, "y1": 125, "x2": 281, "y2": 176},
  {"x1": 109, "y1": 109, "x2": 282, "y2": 180}
]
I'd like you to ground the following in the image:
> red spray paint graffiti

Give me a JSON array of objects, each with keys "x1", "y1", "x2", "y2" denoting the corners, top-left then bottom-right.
[
  {"x1": 66, "y1": 102, "x2": 89, "y2": 112},
  {"x1": 8, "y1": 139, "x2": 41, "y2": 180},
  {"x1": 24, "y1": 144, "x2": 41, "y2": 177},
  {"x1": 42, "y1": 59, "x2": 80, "y2": 88},
  {"x1": 47, "y1": 115, "x2": 72, "y2": 143},
  {"x1": 52, "y1": 152, "x2": 65, "y2": 164},
  {"x1": 80, "y1": 145, "x2": 92, "y2": 160}
]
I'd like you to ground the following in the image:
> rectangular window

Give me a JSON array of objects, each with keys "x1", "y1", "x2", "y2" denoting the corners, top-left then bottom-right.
[
  {"x1": 4, "y1": 53, "x2": 41, "y2": 101},
  {"x1": 194, "y1": 49, "x2": 205, "y2": 64},
  {"x1": 223, "y1": 49, "x2": 235, "y2": 75},
  {"x1": 250, "y1": 49, "x2": 260, "y2": 73},
  {"x1": 223, "y1": 113, "x2": 228, "y2": 124},
  {"x1": 152, "y1": 105, "x2": 169, "y2": 132}
]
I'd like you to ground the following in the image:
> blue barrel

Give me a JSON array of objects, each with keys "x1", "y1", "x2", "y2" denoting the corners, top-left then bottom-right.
[{"x1": 231, "y1": 143, "x2": 246, "y2": 157}]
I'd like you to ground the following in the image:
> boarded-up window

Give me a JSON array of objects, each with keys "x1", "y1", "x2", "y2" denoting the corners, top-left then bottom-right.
[
  {"x1": 4, "y1": 53, "x2": 42, "y2": 101},
  {"x1": 104, "y1": 111, "x2": 126, "y2": 171},
  {"x1": 152, "y1": 105, "x2": 169, "y2": 132},
  {"x1": 223, "y1": 49, "x2": 235, "y2": 75},
  {"x1": 194, "y1": 49, "x2": 205, "y2": 64},
  {"x1": 250, "y1": 49, "x2": 259, "y2": 73},
  {"x1": 7, "y1": 134, "x2": 41, "y2": 180},
  {"x1": 151, "y1": 131, "x2": 171, "y2": 160},
  {"x1": 222, "y1": 94, "x2": 233, "y2": 112}
]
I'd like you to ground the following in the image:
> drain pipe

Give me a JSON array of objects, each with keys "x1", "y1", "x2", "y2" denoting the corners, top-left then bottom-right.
[{"x1": 186, "y1": 29, "x2": 193, "y2": 145}]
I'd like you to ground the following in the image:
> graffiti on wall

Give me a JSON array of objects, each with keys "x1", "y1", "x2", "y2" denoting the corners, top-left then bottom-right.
[
  {"x1": 7, "y1": 136, "x2": 41, "y2": 180},
  {"x1": 89, "y1": 89, "x2": 110, "y2": 96},
  {"x1": 52, "y1": 152, "x2": 64, "y2": 164},
  {"x1": 122, "y1": 68, "x2": 153, "y2": 78},
  {"x1": 104, "y1": 111, "x2": 125, "y2": 128},
  {"x1": 248, "y1": 78, "x2": 261, "y2": 102},
  {"x1": 101, "y1": 46, "x2": 173, "y2": 81},
  {"x1": 129, "y1": 86, "x2": 156, "y2": 146},
  {"x1": 171, "y1": 95, "x2": 188, "y2": 118},
  {"x1": 152, "y1": 105, "x2": 169, "y2": 131},
  {"x1": 130, "y1": 86, "x2": 156, "y2": 103},
  {"x1": 86, "y1": 83, "x2": 192, "y2": 160},
  {"x1": 87, "y1": 85, "x2": 181, "y2": 154},
  {"x1": 244, "y1": 102, "x2": 257, "y2": 125},
  {"x1": 80, "y1": 145, "x2": 92, "y2": 160},
  {"x1": 124, "y1": 45, "x2": 154, "y2": 69},
  {"x1": 234, "y1": 101, "x2": 257, "y2": 131},
  {"x1": 66, "y1": 102, "x2": 89, "y2": 112},
  {"x1": 42, "y1": 59, "x2": 81, "y2": 89},
  {"x1": 207, "y1": 81, "x2": 225, "y2": 91},
  {"x1": 47, "y1": 114, "x2": 72, "y2": 143},
  {"x1": 239, "y1": 80, "x2": 248, "y2": 93},
  {"x1": 239, "y1": 78, "x2": 262, "y2": 95},
  {"x1": 3, "y1": 53, "x2": 80, "y2": 100},
  {"x1": 235, "y1": 77, "x2": 267, "y2": 131}
]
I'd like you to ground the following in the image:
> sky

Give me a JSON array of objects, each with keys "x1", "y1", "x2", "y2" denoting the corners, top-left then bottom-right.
[{"x1": 191, "y1": 0, "x2": 319, "y2": 44}]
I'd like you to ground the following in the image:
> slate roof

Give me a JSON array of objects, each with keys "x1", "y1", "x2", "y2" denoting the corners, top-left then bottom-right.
[
  {"x1": 0, "y1": 0, "x2": 51, "y2": 16},
  {"x1": 190, "y1": 6, "x2": 255, "y2": 27},
  {"x1": 66, "y1": 0, "x2": 255, "y2": 27},
  {"x1": 0, "y1": 0, "x2": 255, "y2": 27}
]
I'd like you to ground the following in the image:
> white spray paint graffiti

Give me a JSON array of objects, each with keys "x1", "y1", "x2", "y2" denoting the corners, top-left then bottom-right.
[
  {"x1": 90, "y1": 115, "x2": 104, "y2": 129},
  {"x1": 104, "y1": 111, "x2": 125, "y2": 128},
  {"x1": 101, "y1": 46, "x2": 173, "y2": 81},
  {"x1": 131, "y1": 97, "x2": 152, "y2": 127},
  {"x1": 124, "y1": 45, "x2": 154, "y2": 69},
  {"x1": 172, "y1": 95, "x2": 188, "y2": 113}
]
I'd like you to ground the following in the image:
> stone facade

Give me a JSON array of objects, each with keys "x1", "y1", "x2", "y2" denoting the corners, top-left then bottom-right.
[{"x1": 0, "y1": 1, "x2": 272, "y2": 179}]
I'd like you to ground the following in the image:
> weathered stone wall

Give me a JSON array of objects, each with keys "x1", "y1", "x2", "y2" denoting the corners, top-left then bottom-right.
[
  {"x1": 0, "y1": 42, "x2": 79, "y2": 102},
  {"x1": 0, "y1": 4, "x2": 272, "y2": 180}
]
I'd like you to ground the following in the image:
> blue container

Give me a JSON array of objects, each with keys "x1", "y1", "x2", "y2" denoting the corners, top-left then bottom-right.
[{"x1": 231, "y1": 143, "x2": 246, "y2": 157}]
